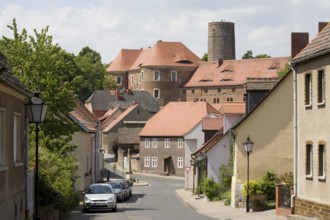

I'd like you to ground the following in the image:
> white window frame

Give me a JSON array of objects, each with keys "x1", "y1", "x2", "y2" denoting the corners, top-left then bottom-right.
[
  {"x1": 305, "y1": 73, "x2": 312, "y2": 107},
  {"x1": 0, "y1": 108, "x2": 7, "y2": 169},
  {"x1": 153, "y1": 70, "x2": 160, "y2": 81},
  {"x1": 317, "y1": 69, "x2": 325, "y2": 105},
  {"x1": 177, "y1": 157, "x2": 183, "y2": 168},
  {"x1": 13, "y1": 113, "x2": 22, "y2": 164},
  {"x1": 318, "y1": 144, "x2": 326, "y2": 180},
  {"x1": 131, "y1": 75, "x2": 134, "y2": 85},
  {"x1": 171, "y1": 70, "x2": 177, "y2": 82},
  {"x1": 144, "y1": 156, "x2": 150, "y2": 167},
  {"x1": 116, "y1": 76, "x2": 122, "y2": 85},
  {"x1": 145, "y1": 139, "x2": 150, "y2": 148},
  {"x1": 152, "y1": 138, "x2": 158, "y2": 148},
  {"x1": 165, "y1": 138, "x2": 170, "y2": 148},
  {"x1": 153, "y1": 88, "x2": 160, "y2": 99},
  {"x1": 151, "y1": 157, "x2": 158, "y2": 167},
  {"x1": 306, "y1": 143, "x2": 313, "y2": 178},
  {"x1": 177, "y1": 139, "x2": 184, "y2": 148}
]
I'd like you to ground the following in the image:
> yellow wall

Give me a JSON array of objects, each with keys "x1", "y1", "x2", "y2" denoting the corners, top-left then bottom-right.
[{"x1": 231, "y1": 72, "x2": 294, "y2": 206}]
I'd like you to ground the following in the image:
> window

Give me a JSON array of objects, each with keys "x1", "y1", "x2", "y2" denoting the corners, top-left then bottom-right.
[
  {"x1": 305, "y1": 73, "x2": 312, "y2": 106},
  {"x1": 153, "y1": 70, "x2": 160, "y2": 81},
  {"x1": 0, "y1": 108, "x2": 6, "y2": 167},
  {"x1": 153, "y1": 88, "x2": 160, "y2": 99},
  {"x1": 165, "y1": 139, "x2": 170, "y2": 148},
  {"x1": 151, "y1": 157, "x2": 158, "y2": 167},
  {"x1": 177, "y1": 157, "x2": 183, "y2": 168},
  {"x1": 144, "y1": 156, "x2": 150, "y2": 167},
  {"x1": 217, "y1": 88, "x2": 221, "y2": 93},
  {"x1": 145, "y1": 139, "x2": 150, "y2": 148},
  {"x1": 204, "y1": 89, "x2": 208, "y2": 93},
  {"x1": 306, "y1": 144, "x2": 313, "y2": 177},
  {"x1": 317, "y1": 70, "x2": 325, "y2": 105},
  {"x1": 13, "y1": 113, "x2": 22, "y2": 163},
  {"x1": 131, "y1": 75, "x2": 134, "y2": 85},
  {"x1": 318, "y1": 144, "x2": 325, "y2": 179},
  {"x1": 191, "y1": 89, "x2": 195, "y2": 94},
  {"x1": 152, "y1": 138, "x2": 158, "y2": 148},
  {"x1": 116, "y1": 76, "x2": 122, "y2": 85},
  {"x1": 177, "y1": 139, "x2": 184, "y2": 148},
  {"x1": 140, "y1": 71, "x2": 144, "y2": 83},
  {"x1": 171, "y1": 71, "x2": 177, "y2": 82}
]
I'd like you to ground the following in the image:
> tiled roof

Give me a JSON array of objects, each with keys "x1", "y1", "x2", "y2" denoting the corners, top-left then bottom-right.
[
  {"x1": 103, "y1": 104, "x2": 139, "y2": 133},
  {"x1": 85, "y1": 89, "x2": 160, "y2": 113},
  {"x1": 100, "y1": 107, "x2": 123, "y2": 130},
  {"x1": 219, "y1": 102, "x2": 246, "y2": 114},
  {"x1": 139, "y1": 102, "x2": 219, "y2": 137},
  {"x1": 118, "y1": 127, "x2": 143, "y2": 144},
  {"x1": 202, "y1": 117, "x2": 223, "y2": 131},
  {"x1": 245, "y1": 77, "x2": 280, "y2": 91},
  {"x1": 107, "y1": 41, "x2": 201, "y2": 72},
  {"x1": 184, "y1": 57, "x2": 289, "y2": 88},
  {"x1": 192, "y1": 129, "x2": 225, "y2": 155},
  {"x1": 69, "y1": 100, "x2": 99, "y2": 132},
  {"x1": 0, "y1": 52, "x2": 33, "y2": 97},
  {"x1": 292, "y1": 22, "x2": 330, "y2": 63}
]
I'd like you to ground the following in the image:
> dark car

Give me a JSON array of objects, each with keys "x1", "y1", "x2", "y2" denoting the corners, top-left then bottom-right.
[
  {"x1": 115, "y1": 179, "x2": 132, "y2": 198},
  {"x1": 109, "y1": 181, "x2": 125, "y2": 202},
  {"x1": 82, "y1": 183, "x2": 117, "y2": 212}
]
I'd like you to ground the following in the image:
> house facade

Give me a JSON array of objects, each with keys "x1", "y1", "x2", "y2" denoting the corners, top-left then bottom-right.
[
  {"x1": 107, "y1": 41, "x2": 202, "y2": 106},
  {"x1": 0, "y1": 52, "x2": 32, "y2": 220},
  {"x1": 139, "y1": 102, "x2": 219, "y2": 178},
  {"x1": 69, "y1": 100, "x2": 102, "y2": 191},
  {"x1": 291, "y1": 22, "x2": 330, "y2": 219},
  {"x1": 231, "y1": 71, "x2": 294, "y2": 207}
]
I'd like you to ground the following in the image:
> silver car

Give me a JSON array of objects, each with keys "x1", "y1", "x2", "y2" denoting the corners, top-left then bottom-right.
[
  {"x1": 83, "y1": 183, "x2": 117, "y2": 212},
  {"x1": 109, "y1": 182, "x2": 125, "y2": 202}
]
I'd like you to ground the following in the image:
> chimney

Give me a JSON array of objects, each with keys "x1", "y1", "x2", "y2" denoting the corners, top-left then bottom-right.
[
  {"x1": 291, "y1": 32, "x2": 309, "y2": 59},
  {"x1": 318, "y1": 22, "x2": 328, "y2": 33},
  {"x1": 115, "y1": 89, "x2": 120, "y2": 101},
  {"x1": 216, "y1": 58, "x2": 223, "y2": 68}
]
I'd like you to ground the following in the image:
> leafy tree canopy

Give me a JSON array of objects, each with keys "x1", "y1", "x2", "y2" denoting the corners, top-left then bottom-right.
[{"x1": 242, "y1": 50, "x2": 271, "y2": 59}]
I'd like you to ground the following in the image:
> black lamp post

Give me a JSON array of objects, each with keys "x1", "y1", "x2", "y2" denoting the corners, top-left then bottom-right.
[
  {"x1": 243, "y1": 136, "x2": 254, "y2": 213},
  {"x1": 25, "y1": 93, "x2": 48, "y2": 220}
]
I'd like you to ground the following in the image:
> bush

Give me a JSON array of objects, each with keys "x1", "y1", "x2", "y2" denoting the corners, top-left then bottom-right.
[
  {"x1": 221, "y1": 190, "x2": 231, "y2": 206},
  {"x1": 241, "y1": 180, "x2": 262, "y2": 198},
  {"x1": 259, "y1": 172, "x2": 276, "y2": 200},
  {"x1": 197, "y1": 177, "x2": 220, "y2": 201}
]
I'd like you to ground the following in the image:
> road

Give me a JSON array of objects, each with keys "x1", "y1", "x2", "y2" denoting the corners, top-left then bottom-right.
[{"x1": 63, "y1": 173, "x2": 216, "y2": 220}]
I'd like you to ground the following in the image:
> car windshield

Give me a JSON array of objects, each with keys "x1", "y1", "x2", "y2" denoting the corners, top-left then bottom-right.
[
  {"x1": 87, "y1": 184, "x2": 113, "y2": 194},
  {"x1": 110, "y1": 182, "x2": 122, "y2": 189}
]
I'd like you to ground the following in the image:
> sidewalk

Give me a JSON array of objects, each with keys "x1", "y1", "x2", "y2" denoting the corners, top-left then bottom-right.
[{"x1": 176, "y1": 188, "x2": 285, "y2": 220}]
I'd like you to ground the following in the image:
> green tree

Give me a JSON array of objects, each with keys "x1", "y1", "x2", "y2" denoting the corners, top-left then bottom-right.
[
  {"x1": 74, "y1": 46, "x2": 116, "y2": 100},
  {"x1": 242, "y1": 50, "x2": 271, "y2": 59},
  {"x1": 202, "y1": 53, "x2": 208, "y2": 61},
  {"x1": 0, "y1": 19, "x2": 79, "y2": 212},
  {"x1": 277, "y1": 62, "x2": 291, "y2": 78}
]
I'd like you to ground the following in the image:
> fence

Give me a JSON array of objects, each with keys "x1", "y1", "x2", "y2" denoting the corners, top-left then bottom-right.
[{"x1": 276, "y1": 184, "x2": 293, "y2": 217}]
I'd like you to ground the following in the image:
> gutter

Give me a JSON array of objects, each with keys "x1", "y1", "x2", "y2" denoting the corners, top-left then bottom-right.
[{"x1": 290, "y1": 62, "x2": 298, "y2": 212}]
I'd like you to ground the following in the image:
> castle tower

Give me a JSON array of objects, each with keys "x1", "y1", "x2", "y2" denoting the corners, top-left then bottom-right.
[{"x1": 208, "y1": 21, "x2": 235, "y2": 61}]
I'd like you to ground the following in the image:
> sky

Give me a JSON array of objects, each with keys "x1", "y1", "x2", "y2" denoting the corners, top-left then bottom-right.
[{"x1": 0, "y1": 0, "x2": 330, "y2": 64}]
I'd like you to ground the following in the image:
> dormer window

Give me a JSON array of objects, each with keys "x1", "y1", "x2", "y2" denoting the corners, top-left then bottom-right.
[
  {"x1": 220, "y1": 79, "x2": 233, "y2": 82},
  {"x1": 199, "y1": 79, "x2": 212, "y2": 82}
]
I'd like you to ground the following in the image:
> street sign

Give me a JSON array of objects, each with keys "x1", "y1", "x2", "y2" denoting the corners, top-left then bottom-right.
[{"x1": 185, "y1": 166, "x2": 191, "y2": 173}]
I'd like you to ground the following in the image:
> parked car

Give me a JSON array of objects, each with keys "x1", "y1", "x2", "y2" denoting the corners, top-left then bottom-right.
[
  {"x1": 109, "y1": 181, "x2": 125, "y2": 202},
  {"x1": 114, "y1": 179, "x2": 132, "y2": 198},
  {"x1": 82, "y1": 183, "x2": 117, "y2": 212}
]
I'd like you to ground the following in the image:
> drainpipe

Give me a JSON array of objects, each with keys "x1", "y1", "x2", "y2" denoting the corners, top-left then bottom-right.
[
  {"x1": 25, "y1": 115, "x2": 30, "y2": 220},
  {"x1": 291, "y1": 62, "x2": 298, "y2": 212},
  {"x1": 91, "y1": 134, "x2": 96, "y2": 183}
]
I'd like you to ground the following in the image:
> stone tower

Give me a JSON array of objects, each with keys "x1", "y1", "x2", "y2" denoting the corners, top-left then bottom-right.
[{"x1": 208, "y1": 21, "x2": 235, "y2": 61}]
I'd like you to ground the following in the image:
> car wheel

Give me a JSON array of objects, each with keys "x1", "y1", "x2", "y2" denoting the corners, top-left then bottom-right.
[
  {"x1": 129, "y1": 191, "x2": 132, "y2": 197},
  {"x1": 113, "y1": 206, "x2": 117, "y2": 212},
  {"x1": 83, "y1": 208, "x2": 89, "y2": 213}
]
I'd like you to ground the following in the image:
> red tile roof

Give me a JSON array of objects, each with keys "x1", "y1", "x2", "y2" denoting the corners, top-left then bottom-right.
[
  {"x1": 107, "y1": 41, "x2": 202, "y2": 72},
  {"x1": 69, "y1": 100, "x2": 99, "y2": 132},
  {"x1": 292, "y1": 22, "x2": 330, "y2": 63},
  {"x1": 103, "y1": 104, "x2": 139, "y2": 132},
  {"x1": 202, "y1": 117, "x2": 223, "y2": 131},
  {"x1": 139, "y1": 102, "x2": 219, "y2": 137},
  {"x1": 219, "y1": 102, "x2": 245, "y2": 114},
  {"x1": 100, "y1": 107, "x2": 123, "y2": 130},
  {"x1": 184, "y1": 57, "x2": 289, "y2": 88},
  {"x1": 192, "y1": 129, "x2": 225, "y2": 155}
]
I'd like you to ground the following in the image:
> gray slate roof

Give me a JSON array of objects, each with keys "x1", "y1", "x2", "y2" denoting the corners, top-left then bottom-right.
[
  {"x1": 85, "y1": 90, "x2": 160, "y2": 113},
  {"x1": 292, "y1": 22, "x2": 330, "y2": 63}
]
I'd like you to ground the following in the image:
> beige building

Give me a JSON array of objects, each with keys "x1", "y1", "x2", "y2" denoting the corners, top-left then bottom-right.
[
  {"x1": 0, "y1": 52, "x2": 32, "y2": 220},
  {"x1": 291, "y1": 22, "x2": 330, "y2": 219},
  {"x1": 231, "y1": 71, "x2": 294, "y2": 207}
]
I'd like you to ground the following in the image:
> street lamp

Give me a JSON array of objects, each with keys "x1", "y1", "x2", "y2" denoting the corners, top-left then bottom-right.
[
  {"x1": 243, "y1": 136, "x2": 254, "y2": 213},
  {"x1": 25, "y1": 93, "x2": 48, "y2": 220}
]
